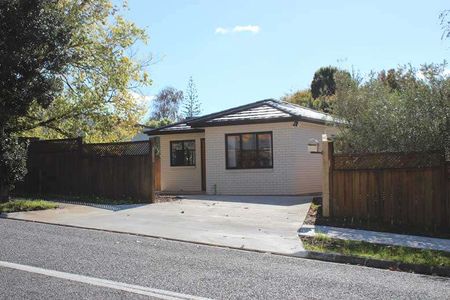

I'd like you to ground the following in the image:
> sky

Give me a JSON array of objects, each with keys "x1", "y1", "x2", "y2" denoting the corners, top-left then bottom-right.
[{"x1": 121, "y1": 0, "x2": 450, "y2": 116}]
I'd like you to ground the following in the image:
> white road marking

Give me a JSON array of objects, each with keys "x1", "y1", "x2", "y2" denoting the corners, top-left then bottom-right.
[{"x1": 0, "y1": 260, "x2": 211, "y2": 300}]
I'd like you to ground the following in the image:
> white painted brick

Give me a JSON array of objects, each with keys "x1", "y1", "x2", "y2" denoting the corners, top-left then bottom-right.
[{"x1": 157, "y1": 122, "x2": 337, "y2": 195}]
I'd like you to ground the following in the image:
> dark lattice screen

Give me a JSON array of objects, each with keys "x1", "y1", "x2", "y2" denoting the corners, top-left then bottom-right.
[
  {"x1": 82, "y1": 141, "x2": 150, "y2": 157},
  {"x1": 333, "y1": 151, "x2": 443, "y2": 170},
  {"x1": 29, "y1": 138, "x2": 80, "y2": 153}
]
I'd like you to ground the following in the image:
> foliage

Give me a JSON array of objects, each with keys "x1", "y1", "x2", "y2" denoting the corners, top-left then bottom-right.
[
  {"x1": 182, "y1": 76, "x2": 201, "y2": 118},
  {"x1": 145, "y1": 118, "x2": 173, "y2": 129},
  {"x1": 311, "y1": 66, "x2": 339, "y2": 99},
  {"x1": 283, "y1": 67, "x2": 349, "y2": 113},
  {"x1": 302, "y1": 235, "x2": 450, "y2": 267},
  {"x1": 333, "y1": 63, "x2": 450, "y2": 153},
  {"x1": 18, "y1": 0, "x2": 151, "y2": 143},
  {"x1": 378, "y1": 69, "x2": 400, "y2": 91},
  {"x1": 282, "y1": 89, "x2": 336, "y2": 113},
  {"x1": 281, "y1": 89, "x2": 314, "y2": 108},
  {"x1": 151, "y1": 87, "x2": 184, "y2": 121},
  {"x1": 0, "y1": 0, "x2": 74, "y2": 198},
  {"x1": 0, "y1": 135, "x2": 28, "y2": 197},
  {"x1": 0, "y1": 199, "x2": 58, "y2": 213}
]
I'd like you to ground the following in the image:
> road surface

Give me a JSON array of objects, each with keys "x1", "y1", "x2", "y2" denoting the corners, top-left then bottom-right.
[{"x1": 0, "y1": 218, "x2": 448, "y2": 299}]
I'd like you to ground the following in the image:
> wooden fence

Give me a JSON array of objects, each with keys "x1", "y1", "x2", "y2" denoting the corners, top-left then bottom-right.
[
  {"x1": 322, "y1": 139, "x2": 450, "y2": 232},
  {"x1": 15, "y1": 138, "x2": 156, "y2": 202},
  {"x1": 154, "y1": 156, "x2": 161, "y2": 191}
]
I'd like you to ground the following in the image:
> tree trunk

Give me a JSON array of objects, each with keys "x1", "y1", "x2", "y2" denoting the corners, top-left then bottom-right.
[{"x1": 0, "y1": 184, "x2": 9, "y2": 203}]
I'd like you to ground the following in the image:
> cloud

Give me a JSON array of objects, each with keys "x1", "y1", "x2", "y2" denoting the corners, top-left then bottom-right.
[
  {"x1": 232, "y1": 25, "x2": 260, "y2": 33},
  {"x1": 215, "y1": 27, "x2": 229, "y2": 35},
  {"x1": 215, "y1": 25, "x2": 260, "y2": 35},
  {"x1": 416, "y1": 68, "x2": 450, "y2": 80},
  {"x1": 129, "y1": 90, "x2": 155, "y2": 106}
]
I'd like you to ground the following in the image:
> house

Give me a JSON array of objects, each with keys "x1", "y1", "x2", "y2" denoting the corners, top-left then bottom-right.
[{"x1": 145, "y1": 99, "x2": 337, "y2": 195}]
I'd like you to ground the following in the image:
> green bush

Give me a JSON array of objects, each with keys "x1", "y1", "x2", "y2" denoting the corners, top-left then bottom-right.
[
  {"x1": 0, "y1": 134, "x2": 28, "y2": 201},
  {"x1": 333, "y1": 63, "x2": 450, "y2": 153}
]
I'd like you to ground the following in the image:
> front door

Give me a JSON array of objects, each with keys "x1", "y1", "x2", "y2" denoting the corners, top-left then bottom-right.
[{"x1": 200, "y1": 138, "x2": 206, "y2": 191}]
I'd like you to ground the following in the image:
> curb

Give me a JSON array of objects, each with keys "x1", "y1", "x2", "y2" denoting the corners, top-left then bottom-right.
[{"x1": 304, "y1": 250, "x2": 450, "y2": 277}]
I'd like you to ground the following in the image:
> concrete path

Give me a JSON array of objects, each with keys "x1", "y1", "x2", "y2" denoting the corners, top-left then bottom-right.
[
  {"x1": 299, "y1": 224, "x2": 450, "y2": 252},
  {"x1": 3, "y1": 195, "x2": 312, "y2": 255}
]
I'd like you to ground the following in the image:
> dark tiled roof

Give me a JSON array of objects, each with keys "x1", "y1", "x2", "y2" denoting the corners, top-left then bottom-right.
[
  {"x1": 144, "y1": 121, "x2": 203, "y2": 135},
  {"x1": 145, "y1": 99, "x2": 334, "y2": 135},
  {"x1": 200, "y1": 104, "x2": 291, "y2": 124}
]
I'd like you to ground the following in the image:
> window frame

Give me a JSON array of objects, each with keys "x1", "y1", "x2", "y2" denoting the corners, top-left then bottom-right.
[
  {"x1": 225, "y1": 131, "x2": 273, "y2": 170},
  {"x1": 170, "y1": 140, "x2": 196, "y2": 167}
]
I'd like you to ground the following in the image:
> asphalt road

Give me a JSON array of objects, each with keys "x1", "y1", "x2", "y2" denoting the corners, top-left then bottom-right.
[{"x1": 0, "y1": 218, "x2": 448, "y2": 300}]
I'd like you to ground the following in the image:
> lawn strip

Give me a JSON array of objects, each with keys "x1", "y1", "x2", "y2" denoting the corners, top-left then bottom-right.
[{"x1": 301, "y1": 235, "x2": 450, "y2": 267}]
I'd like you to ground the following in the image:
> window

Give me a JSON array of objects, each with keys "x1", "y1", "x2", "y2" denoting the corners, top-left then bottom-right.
[
  {"x1": 170, "y1": 140, "x2": 196, "y2": 166},
  {"x1": 225, "y1": 132, "x2": 273, "y2": 169}
]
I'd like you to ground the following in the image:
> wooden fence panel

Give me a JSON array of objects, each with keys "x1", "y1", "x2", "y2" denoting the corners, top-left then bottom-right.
[
  {"x1": 154, "y1": 156, "x2": 161, "y2": 191},
  {"x1": 325, "y1": 146, "x2": 449, "y2": 232},
  {"x1": 15, "y1": 139, "x2": 156, "y2": 203}
]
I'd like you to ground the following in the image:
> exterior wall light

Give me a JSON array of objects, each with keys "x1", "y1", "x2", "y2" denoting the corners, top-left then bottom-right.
[{"x1": 308, "y1": 138, "x2": 321, "y2": 153}]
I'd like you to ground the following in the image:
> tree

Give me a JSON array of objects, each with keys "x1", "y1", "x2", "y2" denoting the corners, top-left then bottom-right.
[
  {"x1": 332, "y1": 63, "x2": 450, "y2": 153},
  {"x1": 283, "y1": 66, "x2": 349, "y2": 113},
  {"x1": 145, "y1": 118, "x2": 173, "y2": 128},
  {"x1": 311, "y1": 66, "x2": 338, "y2": 99},
  {"x1": 281, "y1": 89, "x2": 314, "y2": 108},
  {"x1": 440, "y1": 10, "x2": 450, "y2": 40},
  {"x1": 182, "y1": 76, "x2": 201, "y2": 118},
  {"x1": 151, "y1": 87, "x2": 183, "y2": 121},
  {"x1": 18, "y1": 0, "x2": 151, "y2": 143},
  {"x1": 0, "y1": 0, "x2": 74, "y2": 200},
  {"x1": 378, "y1": 69, "x2": 400, "y2": 91}
]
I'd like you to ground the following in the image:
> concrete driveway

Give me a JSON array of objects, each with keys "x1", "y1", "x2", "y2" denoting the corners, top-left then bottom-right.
[{"x1": 4, "y1": 195, "x2": 312, "y2": 255}]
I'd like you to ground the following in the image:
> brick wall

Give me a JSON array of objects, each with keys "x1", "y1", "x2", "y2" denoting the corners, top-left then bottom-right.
[
  {"x1": 204, "y1": 122, "x2": 335, "y2": 195},
  {"x1": 159, "y1": 132, "x2": 205, "y2": 192}
]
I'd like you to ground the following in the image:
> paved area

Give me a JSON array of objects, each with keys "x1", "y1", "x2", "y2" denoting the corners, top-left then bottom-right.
[
  {"x1": 3, "y1": 195, "x2": 312, "y2": 255},
  {"x1": 299, "y1": 224, "x2": 450, "y2": 252},
  {"x1": 1, "y1": 219, "x2": 449, "y2": 300}
]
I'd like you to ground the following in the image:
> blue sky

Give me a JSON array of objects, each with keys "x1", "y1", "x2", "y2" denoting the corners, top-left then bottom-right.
[{"x1": 122, "y1": 0, "x2": 449, "y2": 116}]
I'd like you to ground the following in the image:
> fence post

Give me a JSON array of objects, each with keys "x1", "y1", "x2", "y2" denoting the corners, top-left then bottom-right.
[
  {"x1": 77, "y1": 137, "x2": 83, "y2": 155},
  {"x1": 149, "y1": 139, "x2": 155, "y2": 203},
  {"x1": 322, "y1": 134, "x2": 334, "y2": 217}
]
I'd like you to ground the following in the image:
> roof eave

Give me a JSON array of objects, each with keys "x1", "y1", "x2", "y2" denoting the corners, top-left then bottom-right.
[{"x1": 145, "y1": 128, "x2": 205, "y2": 136}]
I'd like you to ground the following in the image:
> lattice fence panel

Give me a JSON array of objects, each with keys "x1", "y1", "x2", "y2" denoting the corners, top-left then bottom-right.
[
  {"x1": 82, "y1": 141, "x2": 150, "y2": 157},
  {"x1": 29, "y1": 138, "x2": 80, "y2": 153},
  {"x1": 333, "y1": 151, "x2": 443, "y2": 170}
]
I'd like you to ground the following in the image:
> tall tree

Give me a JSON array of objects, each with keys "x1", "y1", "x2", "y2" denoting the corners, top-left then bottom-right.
[
  {"x1": 311, "y1": 66, "x2": 338, "y2": 99},
  {"x1": 440, "y1": 10, "x2": 450, "y2": 40},
  {"x1": 182, "y1": 76, "x2": 201, "y2": 118},
  {"x1": 0, "y1": 0, "x2": 74, "y2": 200},
  {"x1": 151, "y1": 87, "x2": 183, "y2": 121},
  {"x1": 18, "y1": 0, "x2": 151, "y2": 142}
]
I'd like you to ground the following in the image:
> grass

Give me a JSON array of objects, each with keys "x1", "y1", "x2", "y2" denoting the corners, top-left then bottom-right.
[
  {"x1": 0, "y1": 199, "x2": 58, "y2": 213},
  {"x1": 302, "y1": 234, "x2": 450, "y2": 267},
  {"x1": 14, "y1": 194, "x2": 142, "y2": 205}
]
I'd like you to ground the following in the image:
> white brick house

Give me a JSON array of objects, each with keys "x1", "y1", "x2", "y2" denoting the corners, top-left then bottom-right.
[{"x1": 146, "y1": 99, "x2": 337, "y2": 195}]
